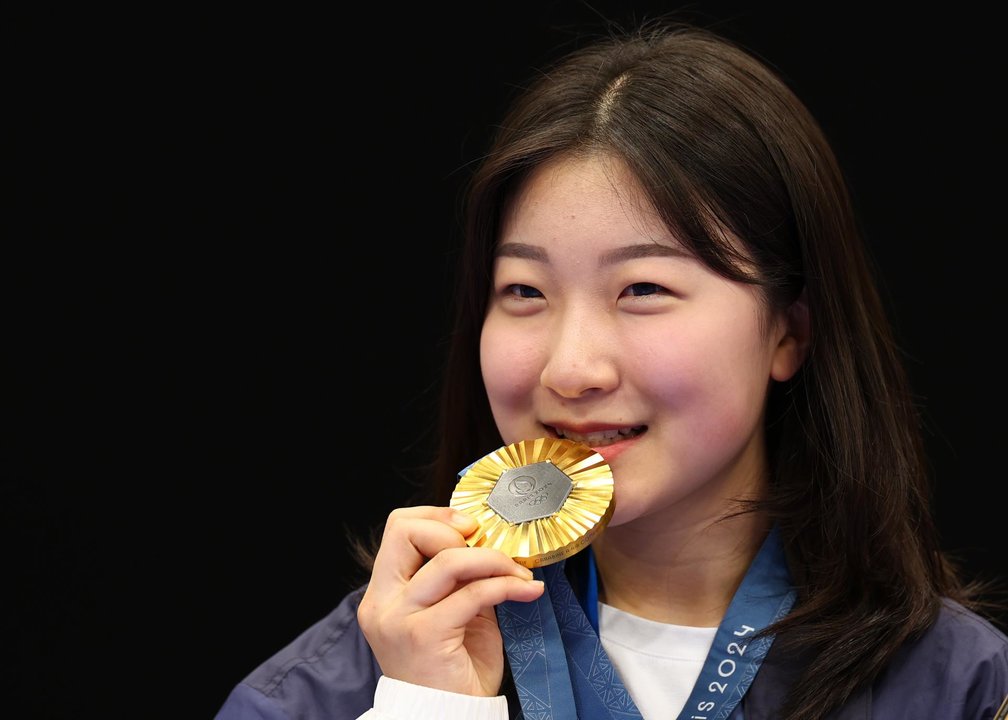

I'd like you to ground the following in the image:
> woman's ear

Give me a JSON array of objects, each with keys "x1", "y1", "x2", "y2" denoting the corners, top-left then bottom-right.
[{"x1": 771, "y1": 289, "x2": 810, "y2": 382}]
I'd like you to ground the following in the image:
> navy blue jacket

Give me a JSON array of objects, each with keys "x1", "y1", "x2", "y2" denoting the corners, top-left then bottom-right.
[{"x1": 216, "y1": 563, "x2": 1008, "y2": 719}]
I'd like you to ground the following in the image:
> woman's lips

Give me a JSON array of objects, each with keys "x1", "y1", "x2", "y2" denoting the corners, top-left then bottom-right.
[
  {"x1": 545, "y1": 424, "x2": 647, "y2": 447},
  {"x1": 588, "y1": 432, "x2": 643, "y2": 463}
]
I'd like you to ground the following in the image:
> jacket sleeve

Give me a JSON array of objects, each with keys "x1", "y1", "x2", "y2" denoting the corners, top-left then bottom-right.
[
  {"x1": 213, "y1": 585, "x2": 382, "y2": 720},
  {"x1": 215, "y1": 682, "x2": 291, "y2": 720},
  {"x1": 212, "y1": 586, "x2": 512, "y2": 720},
  {"x1": 873, "y1": 600, "x2": 1008, "y2": 719}
]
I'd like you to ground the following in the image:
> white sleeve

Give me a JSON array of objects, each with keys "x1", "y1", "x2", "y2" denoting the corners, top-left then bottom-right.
[{"x1": 356, "y1": 675, "x2": 510, "y2": 720}]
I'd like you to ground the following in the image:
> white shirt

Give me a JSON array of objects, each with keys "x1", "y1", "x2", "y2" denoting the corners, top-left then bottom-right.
[{"x1": 599, "y1": 601, "x2": 717, "y2": 718}]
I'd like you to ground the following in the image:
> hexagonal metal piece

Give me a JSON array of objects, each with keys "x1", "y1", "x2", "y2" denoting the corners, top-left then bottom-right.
[{"x1": 486, "y1": 460, "x2": 573, "y2": 524}]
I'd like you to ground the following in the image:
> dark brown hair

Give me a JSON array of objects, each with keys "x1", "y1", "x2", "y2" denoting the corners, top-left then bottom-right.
[{"x1": 412, "y1": 20, "x2": 990, "y2": 720}]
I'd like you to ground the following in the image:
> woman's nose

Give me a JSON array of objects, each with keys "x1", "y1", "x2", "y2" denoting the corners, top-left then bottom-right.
[{"x1": 539, "y1": 316, "x2": 619, "y2": 399}]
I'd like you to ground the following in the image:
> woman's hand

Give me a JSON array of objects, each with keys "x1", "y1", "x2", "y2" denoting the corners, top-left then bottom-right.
[{"x1": 356, "y1": 505, "x2": 545, "y2": 697}]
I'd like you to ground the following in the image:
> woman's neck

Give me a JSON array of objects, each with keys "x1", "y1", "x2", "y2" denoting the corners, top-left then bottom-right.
[{"x1": 590, "y1": 512, "x2": 771, "y2": 627}]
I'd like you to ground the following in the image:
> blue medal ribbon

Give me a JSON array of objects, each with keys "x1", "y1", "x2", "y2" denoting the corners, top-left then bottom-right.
[{"x1": 497, "y1": 525, "x2": 795, "y2": 720}]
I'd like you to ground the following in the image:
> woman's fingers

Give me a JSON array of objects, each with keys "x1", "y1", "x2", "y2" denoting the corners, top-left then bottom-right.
[
  {"x1": 368, "y1": 505, "x2": 536, "y2": 609},
  {"x1": 367, "y1": 506, "x2": 479, "y2": 586},
  {"x1": 406, "y1": 545, "x2": 536, "y2": 608},
  {"x1": 356, "y1": 504, "x2": 546, "y2": 696},
  {"x1": 417, "y1": 569, "x2": 545, "y2": 630}
]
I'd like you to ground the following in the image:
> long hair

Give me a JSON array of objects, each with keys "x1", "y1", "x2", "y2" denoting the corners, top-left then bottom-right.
[{"x1": 427, "y1": 20, "x2": 984, "y2": 719}]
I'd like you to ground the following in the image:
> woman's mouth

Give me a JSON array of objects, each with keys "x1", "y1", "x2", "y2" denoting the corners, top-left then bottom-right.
[{"x1": 547, "y1": 425, "x2": 647, "y2": 447}]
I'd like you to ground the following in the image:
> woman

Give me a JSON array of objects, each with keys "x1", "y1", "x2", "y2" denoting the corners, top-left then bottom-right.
[{"x1": 216, "y1": 19, "x2": 1008, "y2": 719}]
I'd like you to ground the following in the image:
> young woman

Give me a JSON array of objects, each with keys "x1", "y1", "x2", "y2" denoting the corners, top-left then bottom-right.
[{"x1": 215, "y1": 20, "x2": 1008, "y2": 720}]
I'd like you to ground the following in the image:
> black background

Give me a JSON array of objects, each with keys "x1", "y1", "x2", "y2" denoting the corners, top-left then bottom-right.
[{"x1": 6, "y1": 3, "x2": 1005, "y2": 718}]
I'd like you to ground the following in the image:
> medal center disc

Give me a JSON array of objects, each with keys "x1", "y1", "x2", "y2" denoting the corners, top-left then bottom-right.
[{"x1": 486, "y1": 460, "x2": 573, "y2": 524}]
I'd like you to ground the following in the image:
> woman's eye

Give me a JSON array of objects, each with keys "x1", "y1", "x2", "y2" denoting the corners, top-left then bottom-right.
[
  {"x1": 621, "y1": 282, "x2": 665, "y2": 297},
  {"x1": 505, "y1": 284, "x2": 543, "y2": 299}
]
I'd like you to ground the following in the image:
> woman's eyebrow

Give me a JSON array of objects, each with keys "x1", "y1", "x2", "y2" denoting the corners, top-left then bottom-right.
[
  {"x1": 494, "y1": 241, "x2": 689, "y2": 264},
  {"x1": 494, "y1": 242, "x2": 548, "y2": 261},
  {"x1": 600, "y1": 243, "x2": 690, "y2": 265}
]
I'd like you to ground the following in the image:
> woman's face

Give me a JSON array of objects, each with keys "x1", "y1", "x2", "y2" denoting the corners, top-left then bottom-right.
[{"x1": 480, "y1": 154, "x2": 804, "y2": 529}]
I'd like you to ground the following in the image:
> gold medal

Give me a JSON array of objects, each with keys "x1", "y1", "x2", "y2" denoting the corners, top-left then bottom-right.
[{"x1": 450, "y1": 437, "x2": 615, "y2": 568}]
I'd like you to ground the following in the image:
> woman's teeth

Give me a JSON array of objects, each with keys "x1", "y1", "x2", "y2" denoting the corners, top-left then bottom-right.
[{"x1": 554, "y1": 426, "x2": 645, "y2": 447}]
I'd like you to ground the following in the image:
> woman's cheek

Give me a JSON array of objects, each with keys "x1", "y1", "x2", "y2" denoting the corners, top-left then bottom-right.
[{"x1": 480, "y1": 322, "x2": 541, "y2": 405}]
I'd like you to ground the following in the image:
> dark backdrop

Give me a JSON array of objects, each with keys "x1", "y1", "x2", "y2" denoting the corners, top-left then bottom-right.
[{"x1": 6, "y1": 3, "x2": 1005, "y2": 718}]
